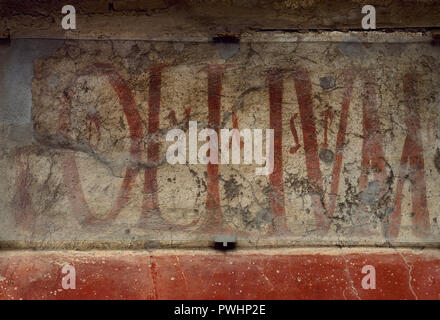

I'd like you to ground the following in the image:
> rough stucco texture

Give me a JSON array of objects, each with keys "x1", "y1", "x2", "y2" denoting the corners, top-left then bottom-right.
[
  {"x1": 2, "y1": 0, "x2": 440, "y2": 40},
  {"x1": 1, "y1": 38, "x2": 440, "y2": 246}
]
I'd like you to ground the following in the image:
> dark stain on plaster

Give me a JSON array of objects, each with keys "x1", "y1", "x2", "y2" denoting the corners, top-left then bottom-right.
[{"x1": 434, "y1": 148, "x2": 440, "y2": 174}]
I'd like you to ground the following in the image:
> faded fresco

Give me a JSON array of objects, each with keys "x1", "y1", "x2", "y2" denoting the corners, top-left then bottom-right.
[{"x1": 1, "y1": 39, "x2": 439, "y2": 246}]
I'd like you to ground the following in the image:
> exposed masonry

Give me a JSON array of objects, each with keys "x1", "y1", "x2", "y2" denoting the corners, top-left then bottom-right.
[{"x1": 2, "y1": 0, "x2": 440, "y2": 40}]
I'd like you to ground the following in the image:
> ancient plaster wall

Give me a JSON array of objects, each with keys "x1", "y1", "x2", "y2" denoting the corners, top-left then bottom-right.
[
  {"x1": 1, "y1": 33, "x2": 439, "y2": 248},
  {"x1": 1, "y1": 0, "x2": 440, "y2": 301}
]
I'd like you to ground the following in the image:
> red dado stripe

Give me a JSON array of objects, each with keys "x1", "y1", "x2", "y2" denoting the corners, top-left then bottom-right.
[{"x1": 0, "y1": 249, "x2": 439, "y2": 300}]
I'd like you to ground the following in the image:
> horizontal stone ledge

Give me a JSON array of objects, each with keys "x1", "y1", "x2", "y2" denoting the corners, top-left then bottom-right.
[
  {"x1": 2, "y1": 0, "x2": 440, "y2": 40},
  {"x1": 1, "y1": 240, "x2": 440, "y2": 251},
  {"x1": 0, "y1": 248, "x2": 439, "y2": 299},
  {"x1": 6, "y1": 30, "x2": 439, "y2": 43}
]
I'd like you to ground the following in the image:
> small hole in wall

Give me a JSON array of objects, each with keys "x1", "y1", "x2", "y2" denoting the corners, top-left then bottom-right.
[
  {"x1": 0, "y1": 35, "x2": 11, "y2": 47},
  {"x1": 213, "y1": 241, "x2": 236, "y2": 251},
  {"x1": 212, "y1": 34, "x2": 240, "y2": 44},
  {"x1": 431, "y1": 34, "x2": 440, "y2": 46}
]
